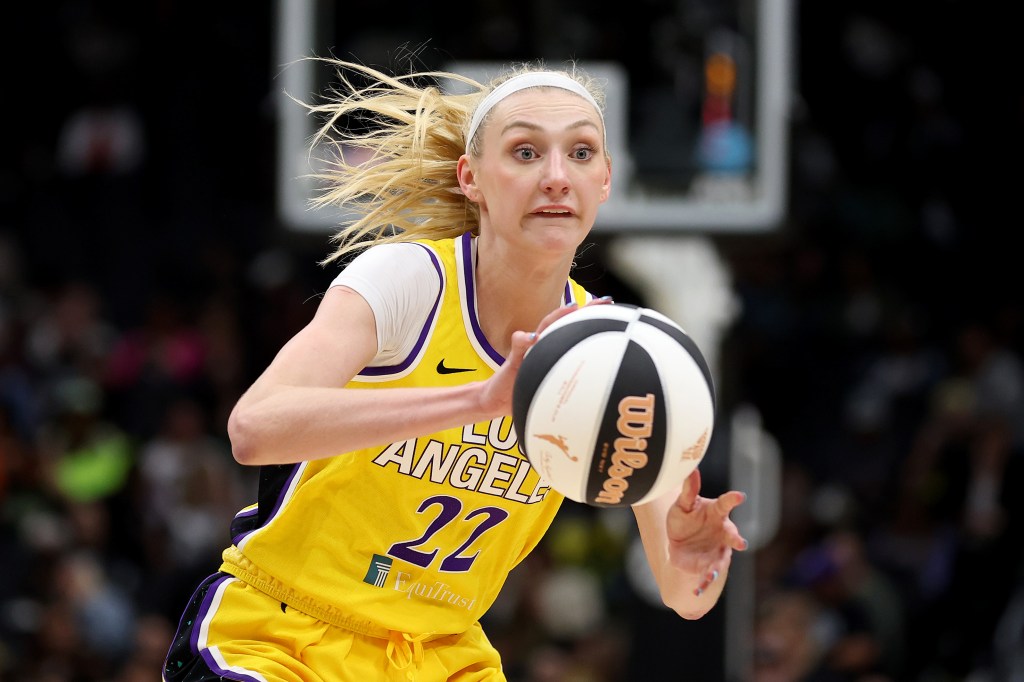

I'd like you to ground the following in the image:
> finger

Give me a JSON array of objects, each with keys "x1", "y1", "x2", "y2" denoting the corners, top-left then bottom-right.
[
  {"x1": 514, "y1": 329, "x2": 538, "y2": 351},
  {"x1": 513, "y1": 303, "x2": 583, "y2": 365},
  {"x1": 694, "y1": 568, "x2": 722, "y2": 597},
  {"x1": 583, "y1": 295, "x2": 614, "y2": 308},
  {"x1": 713, "y1": 492, "x2": 749, "y2": 550},
  {"x1": 534, "y1": 302, "x2": 579, "y2": 337},
  {"x1": 676, "y1": 468, "x2": 701, "y2": 513},
  {"x1": 531, "y1": 297, "x2": 610, "y2": 341},
  {"x1": 714, "y1": 490, "x2": 747, "y2": 516},
  {"x1": 504, "y1": 330, "x2": 535, "y2": 365}
]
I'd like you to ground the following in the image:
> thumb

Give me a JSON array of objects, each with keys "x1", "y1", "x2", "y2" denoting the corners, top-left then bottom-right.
[
  {"x1": 506, "y1": 330, "x2": 537, "y2": 366},
  {"x1": 676, "y1": 468, "x2": 701, "y2": 513}
]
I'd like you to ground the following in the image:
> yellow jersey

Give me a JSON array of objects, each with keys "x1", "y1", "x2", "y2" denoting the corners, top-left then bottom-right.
[{"x1": 220, "y1": 232, "x2": 592, "y2": 638}]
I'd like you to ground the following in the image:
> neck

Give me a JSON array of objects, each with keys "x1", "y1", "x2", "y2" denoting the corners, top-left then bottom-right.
[{"x1": 472, "y1": 236, "x2": 574, "y2": 356}]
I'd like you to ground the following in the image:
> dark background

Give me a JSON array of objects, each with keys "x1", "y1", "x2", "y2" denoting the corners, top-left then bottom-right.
[{"x1": 2, "y1": 1, "x2": 1022, "y2": 680}]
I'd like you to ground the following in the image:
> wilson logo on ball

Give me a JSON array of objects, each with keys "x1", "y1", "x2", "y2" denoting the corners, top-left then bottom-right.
[
  {"x1": 512, "y1": 303, "x2": 716, "y2": 507},
  {"x1": 593, "y1": 393, "x2": 656, "y2": 505}
]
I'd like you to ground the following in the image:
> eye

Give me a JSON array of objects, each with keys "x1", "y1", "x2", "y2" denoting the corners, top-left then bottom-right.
[
  {"x1": 571, "y1": 146, "x2": 596, "y2": 161},
  {"x1": 513, "y1": 146, "x2": 537, "y2": 161}
]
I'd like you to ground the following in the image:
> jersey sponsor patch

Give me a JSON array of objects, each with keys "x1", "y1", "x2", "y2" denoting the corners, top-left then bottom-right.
[{"x1": 363, "y1": 554, "x2": 394, "y2": 588}]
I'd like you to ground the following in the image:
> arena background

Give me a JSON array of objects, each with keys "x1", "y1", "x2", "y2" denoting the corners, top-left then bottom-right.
[{"x1": 1, "y1": 1, "x2": 1021, "y2": 680}]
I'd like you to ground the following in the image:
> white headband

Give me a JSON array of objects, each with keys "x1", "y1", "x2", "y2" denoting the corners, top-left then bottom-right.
[{"x1": 465, "y1": 72, "x2": 604, "y2": 152}]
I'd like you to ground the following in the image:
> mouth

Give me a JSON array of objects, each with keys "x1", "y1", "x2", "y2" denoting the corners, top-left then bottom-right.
[{"x1": 531, "y1": 207, "x2": 576, "y2": 218}]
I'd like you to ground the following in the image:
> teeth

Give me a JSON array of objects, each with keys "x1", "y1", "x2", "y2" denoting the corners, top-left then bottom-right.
[{"x1": 540, "y1": 209, "x2": 569, "y2": 214}]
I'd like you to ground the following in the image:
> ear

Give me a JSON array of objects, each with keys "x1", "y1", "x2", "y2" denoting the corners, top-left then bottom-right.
[
  {"x1": 599, "y1": 154, "x2": 612, "y2": 204},
  {"x1": 457, "y1": 155, "x2": 481, "y2": 203}
]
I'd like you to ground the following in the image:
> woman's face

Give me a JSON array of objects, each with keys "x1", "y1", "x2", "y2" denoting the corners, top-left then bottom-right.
[{"x1": 458, "y1": 88, "x2": 611, "y2": 258}]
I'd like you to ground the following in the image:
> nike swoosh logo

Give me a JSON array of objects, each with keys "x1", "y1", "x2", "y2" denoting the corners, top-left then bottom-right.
[{"x1": 437, "y1": 359, "x2": 476, "y2": 374}]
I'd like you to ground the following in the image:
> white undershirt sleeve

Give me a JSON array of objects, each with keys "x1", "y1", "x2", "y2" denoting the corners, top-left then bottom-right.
[{"x1": 328, "y1": 243, "x2": 441, "y2": 366}]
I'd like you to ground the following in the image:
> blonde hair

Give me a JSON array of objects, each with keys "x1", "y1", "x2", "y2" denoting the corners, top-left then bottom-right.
[{"x1": 300, "y1": 59, "x2": 606, "y2": 264}]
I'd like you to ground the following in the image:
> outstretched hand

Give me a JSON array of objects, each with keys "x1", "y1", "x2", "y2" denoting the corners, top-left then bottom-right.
[{"x1": 666, "y1": 468, "x2": 748, "y2": 595}]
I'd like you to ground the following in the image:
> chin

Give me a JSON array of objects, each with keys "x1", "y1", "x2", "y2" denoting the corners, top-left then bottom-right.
[{"x1": 531, "y1": 224, "x2": 589, "y2": 252}]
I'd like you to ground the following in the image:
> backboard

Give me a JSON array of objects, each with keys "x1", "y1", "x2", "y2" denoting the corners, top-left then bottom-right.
[{"x1": 274, "y1": 0, "x2": 793, "y2": 234}]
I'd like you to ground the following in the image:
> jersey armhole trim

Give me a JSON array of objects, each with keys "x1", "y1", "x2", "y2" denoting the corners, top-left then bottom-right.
[{"x1": 356, "y1": 242, "x2": 444, "y2": 377}]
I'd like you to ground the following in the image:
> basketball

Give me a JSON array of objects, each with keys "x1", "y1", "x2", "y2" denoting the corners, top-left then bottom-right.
[{"x1": 512, "y1": 303, "x2": 716, "y2": 507}]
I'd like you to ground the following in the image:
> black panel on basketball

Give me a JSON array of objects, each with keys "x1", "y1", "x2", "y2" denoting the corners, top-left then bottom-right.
[
  {"x1": 638, "y1": 312, "x2": 717, "y2": 412},
  {"x1": 584, "y1": 339, "x2": 667, "y2": 506}
]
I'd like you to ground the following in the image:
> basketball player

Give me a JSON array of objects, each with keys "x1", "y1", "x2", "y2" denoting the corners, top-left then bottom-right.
[{"x1": 163, "y1": 60, "x2": 748, "y2": 681}]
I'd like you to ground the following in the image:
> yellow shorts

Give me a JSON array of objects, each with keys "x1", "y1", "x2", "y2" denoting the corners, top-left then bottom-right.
[{"x1": 163, "y1": 573, "x2": 506, "y2": 682}]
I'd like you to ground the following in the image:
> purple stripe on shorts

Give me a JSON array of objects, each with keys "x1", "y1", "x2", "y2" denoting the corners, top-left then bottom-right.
[
  {"x1": 199, "y1": 651, "x2": 264, "y2": 682},
  {"x1": 191, "y1": 577, "x2": 265, "y2": 681},
  {"x1": 358, "y1": 242, "x2": 445, "y2": 377},
  {"x1": 189, "y1": 575, "x2": 232, "y2": 653},
  {"x1": 460, "y1": 231, "x2": 505, "y2": 365}
]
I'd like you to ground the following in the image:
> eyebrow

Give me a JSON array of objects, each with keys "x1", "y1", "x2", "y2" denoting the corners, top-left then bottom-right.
[{"x1": 500, "y1": 119, "x2": 601, "y2": 136}]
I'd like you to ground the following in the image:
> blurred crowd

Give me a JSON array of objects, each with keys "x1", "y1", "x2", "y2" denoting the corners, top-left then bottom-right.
[{"x1": 3, "y1": 2, "x2": 1022, "y2": 681}]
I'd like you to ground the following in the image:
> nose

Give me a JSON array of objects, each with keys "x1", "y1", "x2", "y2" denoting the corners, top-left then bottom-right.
[{"x1": 540, "y1": 154, "x2": 570, "y2": 195}]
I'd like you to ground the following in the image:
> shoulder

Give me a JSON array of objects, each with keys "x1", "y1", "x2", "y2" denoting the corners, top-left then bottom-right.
[
  {"x1": 331, "y1": 241, "x2": 441, "y2": 288},
  {"x1": 328, "y1": 241, "x2": 450, "y2": 358}
]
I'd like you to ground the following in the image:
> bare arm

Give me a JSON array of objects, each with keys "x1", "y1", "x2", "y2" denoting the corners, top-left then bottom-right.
[
  {"x1": 632, "y1": 468, "x2": 748, "y2": 619},
  {"x1": 227, "y1": 286, "x2": 578, "y2": 465}
]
